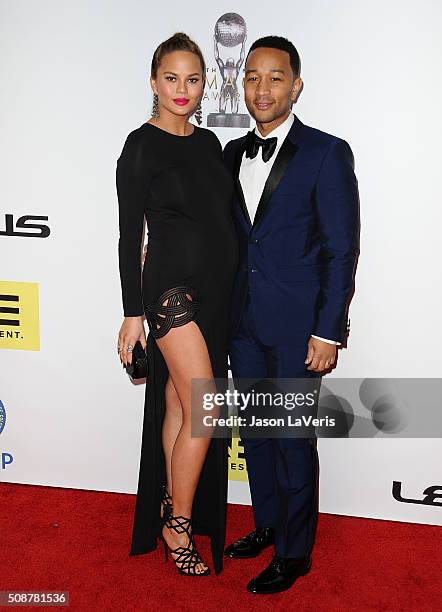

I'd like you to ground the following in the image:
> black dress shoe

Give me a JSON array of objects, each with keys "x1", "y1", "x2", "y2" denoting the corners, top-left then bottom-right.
[
  {"x1": 224, "y1": 527, "x2": 274, "y2": 559},
  {"x1": 247, "y1": 554, "x2": 311, "y2": 594}
]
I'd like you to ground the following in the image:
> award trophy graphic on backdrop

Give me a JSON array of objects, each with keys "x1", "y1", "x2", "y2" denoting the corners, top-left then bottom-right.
[{"x1": 207, "y1": 13, "x2": 250, "y2": 128}]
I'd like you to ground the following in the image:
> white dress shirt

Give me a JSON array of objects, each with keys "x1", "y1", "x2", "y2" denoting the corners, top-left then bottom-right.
[{"x1": 239, "y1": 112, "x2": 339, "y2": 346}]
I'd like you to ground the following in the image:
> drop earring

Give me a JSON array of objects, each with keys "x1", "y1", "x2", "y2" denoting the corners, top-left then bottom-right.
[
  {"x1": 152, "y1": 93, "x2": 159, "y2": 119},
  {"x1": 194, "y1": 101, "x2": 203, "y2": 126}
]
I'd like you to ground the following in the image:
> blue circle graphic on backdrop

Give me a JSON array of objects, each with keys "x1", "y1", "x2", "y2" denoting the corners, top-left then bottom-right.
[{"x1": 0, "y1": 400, "x2": 6, "y2": 434}]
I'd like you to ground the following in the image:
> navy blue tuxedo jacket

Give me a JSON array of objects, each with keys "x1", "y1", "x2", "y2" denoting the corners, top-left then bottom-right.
[{"x1": 223, "y1": 113, "x2": 360, "y2": 346}]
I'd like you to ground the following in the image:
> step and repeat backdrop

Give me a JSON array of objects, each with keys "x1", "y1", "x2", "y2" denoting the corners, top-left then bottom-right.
[{"x1": 1, "y1": 0, "x2": 441, "y2": 526}]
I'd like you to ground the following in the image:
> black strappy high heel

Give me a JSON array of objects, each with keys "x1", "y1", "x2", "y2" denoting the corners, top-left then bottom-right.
[
  {"x1": 160, "y1": 507, "x2": 210, "y2": 576},
  {"x1": 160, "y1": 485, "x2": 172, "y2": 519}
]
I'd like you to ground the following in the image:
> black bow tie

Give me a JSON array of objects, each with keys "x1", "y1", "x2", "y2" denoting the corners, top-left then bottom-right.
[{"x1": 245, "y1": 130, "x2": 278, "y2": 163}]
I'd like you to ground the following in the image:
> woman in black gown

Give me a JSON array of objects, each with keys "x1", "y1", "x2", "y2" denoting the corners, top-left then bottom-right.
[{"x1": 116, "y1": 33, "x2": 238, "y2": 575}]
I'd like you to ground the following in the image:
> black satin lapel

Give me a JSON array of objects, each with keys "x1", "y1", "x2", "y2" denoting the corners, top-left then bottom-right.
[
  {"x1": 253, "y1": 138, "x2": 298, "y2": 228},
  {"x1": 233, "y1": 141, "x2": 252, "y2": 226}
]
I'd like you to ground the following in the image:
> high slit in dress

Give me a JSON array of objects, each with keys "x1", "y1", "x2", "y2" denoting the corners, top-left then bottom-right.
[{"x1": 116, "y1": 121, "x2": 238, "y2": 574}]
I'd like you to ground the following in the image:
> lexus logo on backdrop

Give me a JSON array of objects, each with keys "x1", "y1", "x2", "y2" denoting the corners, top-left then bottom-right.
[
  {"x1": 0, "y1": 214, "x2": 50, "y2": 238},
  {"x1": 392, "y1": 481, "x2": 442, "y2": 507}
]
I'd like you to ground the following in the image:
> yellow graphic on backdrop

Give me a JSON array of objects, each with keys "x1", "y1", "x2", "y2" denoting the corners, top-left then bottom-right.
[
  {"x1": 228, "y1": 426, "x2": 248, "y2": 482},
  {"x1": 0, "y1": 281, "x2": 40, "y2": 351}
]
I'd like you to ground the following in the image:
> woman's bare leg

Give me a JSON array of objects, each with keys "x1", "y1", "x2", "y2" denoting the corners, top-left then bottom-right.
[
  {"x1": 156, "y1": 320, "x2": 215, "y2": 573},
  {"x1": 162, "y1": 375, "x2": 182, "y2": 500}
]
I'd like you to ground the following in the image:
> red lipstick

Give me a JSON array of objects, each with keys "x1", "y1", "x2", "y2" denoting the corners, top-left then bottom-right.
[{"x1": 173, "y1": 98, "x2": 189, "y2": 106}]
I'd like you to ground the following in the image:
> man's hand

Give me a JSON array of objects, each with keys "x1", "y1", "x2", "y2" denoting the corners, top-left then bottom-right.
[{"x1": 305, "y1": 337, "x2": 337, "y2": 372}]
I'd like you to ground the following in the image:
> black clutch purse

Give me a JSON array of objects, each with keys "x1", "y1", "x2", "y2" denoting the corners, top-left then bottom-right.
[{"x1": 124, "y1": 340, "x2": 148, "y2": 380}]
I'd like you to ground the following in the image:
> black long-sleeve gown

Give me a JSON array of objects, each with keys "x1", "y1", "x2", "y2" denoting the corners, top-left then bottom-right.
[{"x1": 116, "y1": 121, "x2": 238, "y2": 574}]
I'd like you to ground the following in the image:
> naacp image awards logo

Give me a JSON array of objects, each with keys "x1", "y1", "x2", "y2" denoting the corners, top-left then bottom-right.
[
  {"x1": 206, "y1": 12, "x2": 250, "y2": 128},
  {"x1": 0, "y1": 400, "x2": 6, "y2": 435}
]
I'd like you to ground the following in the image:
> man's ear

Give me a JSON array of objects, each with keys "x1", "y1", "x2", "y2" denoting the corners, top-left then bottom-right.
[{"x1": 291, "y1": 77, "x2": 303, "y2": 103}]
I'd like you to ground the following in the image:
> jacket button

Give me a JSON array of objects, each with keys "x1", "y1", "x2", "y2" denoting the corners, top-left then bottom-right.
[
  {"x1": 251, "y1": 268, "x2": 257, "y2": 273},
  {"x1": 249, "y1": 238, "x2": 258, "y2": 244}
]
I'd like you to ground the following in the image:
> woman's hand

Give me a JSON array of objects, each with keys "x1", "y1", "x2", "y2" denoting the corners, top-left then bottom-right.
[{"x1": 118, "y1": 316, "x2": 146, "y2": 366}]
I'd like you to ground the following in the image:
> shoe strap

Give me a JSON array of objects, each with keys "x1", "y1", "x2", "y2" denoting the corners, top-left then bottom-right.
[
  {"x1": 168, "y1": 542, "x2": 205, "y2": 575},
  {"x1": 163, "y1": 514, "x2": 207, "y2": 575},
  {"x1": 164, "y1": 512, "x2": 192, "y2": 535},
  {"x1": 161, "y1": 485, "x2": 172, "y2": 506}
]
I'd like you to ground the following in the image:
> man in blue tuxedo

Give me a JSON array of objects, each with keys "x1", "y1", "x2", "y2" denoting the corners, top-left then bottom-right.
[{"x1": 223, "y1": 36, "x2": 360, "y2": 594}]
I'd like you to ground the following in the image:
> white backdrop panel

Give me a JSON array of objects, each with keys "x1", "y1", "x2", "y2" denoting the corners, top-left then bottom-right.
[{"x1": 0, "y1": 0, "x2": 441, "y2": 526}]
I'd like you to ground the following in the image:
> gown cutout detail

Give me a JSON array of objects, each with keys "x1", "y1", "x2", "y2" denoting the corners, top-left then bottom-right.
[{"x1": 145, "y1": 286, "x2": 199, "y2": 339}]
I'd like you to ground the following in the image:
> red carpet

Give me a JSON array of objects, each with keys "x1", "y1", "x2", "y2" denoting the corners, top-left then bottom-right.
[{"x1": 1, "y1": 482, "x2": 441, "y2": 611}]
